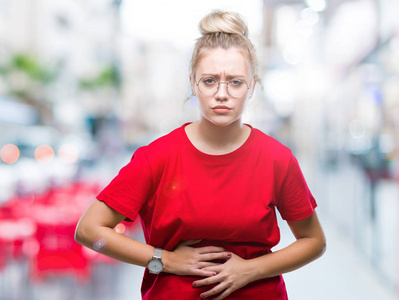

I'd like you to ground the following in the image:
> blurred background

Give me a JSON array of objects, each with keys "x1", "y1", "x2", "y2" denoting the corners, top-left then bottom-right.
[{"x1": 0, "y1": 0, "x2": 398, "y2": 299}]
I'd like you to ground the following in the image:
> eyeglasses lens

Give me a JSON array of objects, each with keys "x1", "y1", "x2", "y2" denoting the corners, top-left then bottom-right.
[{"x1": 198, "y1": 78, "x2": 248, "y2": 98}]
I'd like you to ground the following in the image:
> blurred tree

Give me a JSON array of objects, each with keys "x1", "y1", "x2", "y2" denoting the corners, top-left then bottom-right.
[
  {"x1": 10, "y1": 54, "x2": 56, "y2": 83},
  {"x1": 78, "y1": 64, "x2": 121, "y2": 90},
  {"x1": 77, "y1": 63, "x2": 122, "y2": 142},
  {"x1": 0, "y1": 53, "x2": 59, "y2": 124}
]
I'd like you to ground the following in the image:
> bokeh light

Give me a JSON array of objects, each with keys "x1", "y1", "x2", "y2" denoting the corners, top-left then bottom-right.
[
  {"x1": 34, "y1": 145, "x2": 55, "y2": 164},
  {"x1": 301, "y1": 8, "x2": 319, "y2": 25},
  {"x1": 93, "y1": 238, "x2": 107, "y2": 251},
  {"x1": 305, "y1": 0, "x2": 327, "y2": 12},
  {"x1": 0, "y1": 144, "x2": 20, "y2": 164},
  {"x1": 114, "y1": 223, "x2": 126, "y2": 234},
  {"x1": 58, "y1": 144, "x2": 79, "y2": 164},
  {"x1": 349, "y1": 119, "x2": 366, "y2": 139}
]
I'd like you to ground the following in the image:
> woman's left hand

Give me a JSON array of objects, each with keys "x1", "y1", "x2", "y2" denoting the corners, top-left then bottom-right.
[{"x1": 192, "y1": 252, "x2": 254, "y2": 300}]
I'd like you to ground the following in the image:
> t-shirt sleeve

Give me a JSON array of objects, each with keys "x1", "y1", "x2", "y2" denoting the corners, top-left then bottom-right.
[
  {"x1": 276, "y1": 154, "x2": 317, "y2": 222},
  {"x1": 96, "y1": 147, "x2": 152, "y2": 222}
]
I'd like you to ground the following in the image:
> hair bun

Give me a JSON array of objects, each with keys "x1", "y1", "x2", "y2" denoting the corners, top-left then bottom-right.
[{"x1": 199, "y1": 10, "x2": 248, "y2": 38}]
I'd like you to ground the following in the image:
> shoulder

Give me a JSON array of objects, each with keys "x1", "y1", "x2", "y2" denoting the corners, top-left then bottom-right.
[
  {"x1": 250, "y1": 127, "x2": 299, "y2": 182},
  {"x1": 249, "y1": 127, "x2": 295, "y2": 176},
  {"x1": 137, "y1": 125, "x2": 184, "y2": 164},
  {"x1": 251, "y1": 127, "x2": 292, "y2": 159}
]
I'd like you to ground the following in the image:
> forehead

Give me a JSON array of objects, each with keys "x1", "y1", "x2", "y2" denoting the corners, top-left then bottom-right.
[{"x1": 196, "y1": 47, "x2": 250, "y2": 77}]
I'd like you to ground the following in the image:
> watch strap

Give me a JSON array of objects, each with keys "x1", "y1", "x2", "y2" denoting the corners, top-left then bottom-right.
[{"x1": 153, "y1": 248, "x2": 162, "y2": 259}]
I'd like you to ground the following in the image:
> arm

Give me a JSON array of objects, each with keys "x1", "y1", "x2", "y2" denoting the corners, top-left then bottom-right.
[
  {"x1": 75, "y1": 199, "x2": 230, "y2": 276},
  {"x1": 193, "y1": 212, "x2": 326, "y2": 300},
  {"x1": 75, "y1": 199, "x2": 153, "y2": 267},
  {"x1": 249, "y1": 211, "x2": 326, "y2": 279}
]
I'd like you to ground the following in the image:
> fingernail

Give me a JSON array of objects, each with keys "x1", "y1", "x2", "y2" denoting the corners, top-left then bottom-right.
[
  {"x1": 200, "y1": 294, "x2": 206, "y2": 299},
  {"x1": 192, "y1": 282, "x2": 197, "y2": 287},
  {"x1": 212, "y1": 272, "x2": 217, "y2": 276},
  {"x1": 227, "y1": 252, "x2": 232, "y2": 257}
]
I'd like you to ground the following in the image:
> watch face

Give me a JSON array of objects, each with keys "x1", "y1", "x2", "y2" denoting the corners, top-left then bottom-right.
[{"x1": 148, "y1": 259, "x2": 164, "y2": 274}]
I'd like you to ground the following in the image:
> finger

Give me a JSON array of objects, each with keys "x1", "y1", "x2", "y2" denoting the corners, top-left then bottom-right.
[
  {"x1": 213, "y1": 288, "x2": 233, "y2": 300},
  {"x1": 180, "y1": 239, "x2": 202, "y2": 246},
  {"x1": 199, "y1": 283, "x2": 228, "y2": 299},
  {"x1": 192, "y1": 274, "x2": 220, "y2": 288},
  {"x1": 200, "y1": 251, "x2": 232, "y2": 261},
  {"x1": 197, "y1": 246, "x2": 227, "y2": 254},
  {"x1": 198, "y1": 262, "x2": 220, "y2": 269},
  {"x1": 191, "y1": 269, "x2": 218, "y2": 278},
  {"x1": 201, "y1": 265, "x2": 222, "y2": 273}
]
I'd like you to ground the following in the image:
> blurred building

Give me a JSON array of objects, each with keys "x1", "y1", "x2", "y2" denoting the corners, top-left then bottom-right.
[
  {"x1": 118, "y1": 38, "x2": 197, "y2": 145},
  {"x1": 0, "y1": 0, "x2": 122, "y2": 131},
  {"x1": 261, "y1": 0, "x2": 399, "y2": 292},
  {"x1": 0, "y1": 0, "x2": 123, "y2": 202}
]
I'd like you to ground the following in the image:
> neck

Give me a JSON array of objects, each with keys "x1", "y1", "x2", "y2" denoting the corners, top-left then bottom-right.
[
  {"x1": 185, "y1": 118, "x2": 251, "y2": 155},
  {"x1": 197, "y1": 119, "x2": 245, "y2": 146}
]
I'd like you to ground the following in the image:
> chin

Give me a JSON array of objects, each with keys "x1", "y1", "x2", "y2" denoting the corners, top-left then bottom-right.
[{"x1": 204, "y1": 116, "x2": 241, "y2": 127}]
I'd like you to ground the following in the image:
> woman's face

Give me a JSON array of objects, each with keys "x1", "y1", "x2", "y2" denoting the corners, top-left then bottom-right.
[{"x1": 191, "y1": 47, "x2": 255, "y2": 127}]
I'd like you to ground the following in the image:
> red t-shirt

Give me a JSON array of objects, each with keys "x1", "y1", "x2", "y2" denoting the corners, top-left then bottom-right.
[{"x1": 97, "y1": 123, "x2": 317, "y2": 299}]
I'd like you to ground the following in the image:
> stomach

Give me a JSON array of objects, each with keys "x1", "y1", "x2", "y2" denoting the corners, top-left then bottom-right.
[{"x1": 144, "y1": 272, "x2": 288, "y2": 300}]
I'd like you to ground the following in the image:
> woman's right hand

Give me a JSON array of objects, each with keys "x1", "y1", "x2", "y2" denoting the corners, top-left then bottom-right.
[{"x1": 162, "y1": 239, "x2": 232, "y2": 277}]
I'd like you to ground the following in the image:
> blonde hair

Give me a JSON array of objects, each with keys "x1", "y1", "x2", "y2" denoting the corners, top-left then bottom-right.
[{"x1": 190, "y1": 10, "x2": 259, "y2": 83}]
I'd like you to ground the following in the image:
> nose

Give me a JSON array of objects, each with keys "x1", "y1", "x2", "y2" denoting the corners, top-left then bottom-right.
[{"x1": 215, "y1": 82, "x2": 229, "y2": 100}]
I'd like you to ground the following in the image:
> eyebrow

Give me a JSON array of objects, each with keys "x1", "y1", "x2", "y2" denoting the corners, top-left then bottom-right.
[{"x1": 201, "y1": 73, "x2": 246, "y2": 80}]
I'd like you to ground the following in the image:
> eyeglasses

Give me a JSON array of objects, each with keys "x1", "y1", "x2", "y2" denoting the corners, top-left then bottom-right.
[{"x1": 196, "y1": 77, "x2": 250, "y2": 98}]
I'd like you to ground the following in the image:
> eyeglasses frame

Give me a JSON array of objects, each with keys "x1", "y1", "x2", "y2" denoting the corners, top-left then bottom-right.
[{"x1": 195, "y1": 76, "x2": 251, "y2": 98}]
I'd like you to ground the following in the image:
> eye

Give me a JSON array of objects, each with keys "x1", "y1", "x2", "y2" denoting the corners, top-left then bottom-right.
[
  {"x1": 202, "y1": 77, "x2": 217, "y2": 85},
  {"x1": 230, "y1": 79, "x2": 244, "y2": 86}
]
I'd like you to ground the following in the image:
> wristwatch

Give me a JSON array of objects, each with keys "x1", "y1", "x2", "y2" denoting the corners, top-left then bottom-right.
[{"x1": 147, "y1": 248, "x2": 164, "y2": 274}]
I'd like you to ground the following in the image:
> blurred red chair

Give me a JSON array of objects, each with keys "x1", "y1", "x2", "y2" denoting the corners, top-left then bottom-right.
[
  {"x1": 30, "y1": 221, "x2": 89, "y2": 283},
  {"x1": 0, "y1": 218, "x2": 37, "y2": 261}
]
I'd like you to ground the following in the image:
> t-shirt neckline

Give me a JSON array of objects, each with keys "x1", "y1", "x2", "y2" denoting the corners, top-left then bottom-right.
[{"x1": 180, "y1": 122, "x2": 255, "y2": 163}]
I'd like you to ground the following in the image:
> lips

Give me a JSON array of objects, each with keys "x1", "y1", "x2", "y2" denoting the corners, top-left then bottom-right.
[
  {"x1": 212, "y1": 105, "x2": 231, "y2": 110},
  {"x1": 212, "y1": 105, "x2": 232, "y2": 114}
]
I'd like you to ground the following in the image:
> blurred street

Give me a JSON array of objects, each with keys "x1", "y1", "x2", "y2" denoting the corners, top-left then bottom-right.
[{"x1": 282, "y1": 212, "x2": 396, "y2": 300}]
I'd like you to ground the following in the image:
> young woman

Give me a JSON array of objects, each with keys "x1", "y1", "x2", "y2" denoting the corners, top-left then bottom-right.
[{"x1": 75, "y1": 10, "x2": 326, "y2": 300}]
